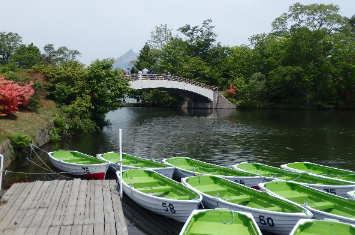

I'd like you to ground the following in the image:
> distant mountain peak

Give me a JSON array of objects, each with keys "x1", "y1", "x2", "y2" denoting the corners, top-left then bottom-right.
[{"x1": 113, "y1": 49, "x2": 138, "y2": 69}]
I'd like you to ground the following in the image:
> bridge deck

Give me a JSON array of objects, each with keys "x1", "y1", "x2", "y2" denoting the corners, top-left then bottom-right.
[{"x1": 0, "y1": 179, "x2": 127, "y2": 235}]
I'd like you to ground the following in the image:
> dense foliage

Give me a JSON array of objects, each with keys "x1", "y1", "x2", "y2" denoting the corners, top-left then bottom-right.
[
  {"x1": 134, "y1": 3, "x2": 355, "y2": 108},
  {"x1": 0, "y1": 33, "x2": 129, "y2": 137}
]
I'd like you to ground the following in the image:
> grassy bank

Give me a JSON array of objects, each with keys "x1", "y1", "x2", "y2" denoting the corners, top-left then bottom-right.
[{"x1": 0, "y1": 99, "x2": 59, "y2": 144}]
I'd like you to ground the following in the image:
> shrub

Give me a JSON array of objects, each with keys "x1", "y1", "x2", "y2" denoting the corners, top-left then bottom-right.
[{"x1": 0, "y1": 76, "x2": 35, "y2": 116}]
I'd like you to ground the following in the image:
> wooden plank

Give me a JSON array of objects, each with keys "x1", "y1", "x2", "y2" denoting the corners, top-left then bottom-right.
[
  {"x1": 93, "y1": 222, "x2": 104, "y2": 235},
  {"x1": 37, "y1": 180, "x2": 59, "y2": 208},
  {"x1": 18, "y1": 180, "x2": 50, "y2": 229},
  {"x1": 58, "y1": 225, "x2": 71, "y2": 235},
  {"x1": 39, "y1": 180, "x2": 66, "y2": 228},
  {"x1": 73, "y1": 180, "x2": 87, "y2": 225},
  {"x1": 109, "y1": 181, "x2": 128, "y2": 235},
  {"x1": 50, "y1": 180, "x2": 73, "y2": 226},
  {"x1": 102, "y1": 180, "x2": 115, "y2": 224},
  {"x1": 94, "y1": 181, "x2": 105, "y2": 224},
  {"x1": 47, "y1": 226, "x2": 61, "y2": 234},
  {"x1": 35, "y1": 226, "x2": 50, "y2": 235},
  {"x1": 0, "y1": 183, "x2": 24, "y2": 223},
  {"x1": 82, "y1": 224, "x2": 94, "y2": 235},
  {"x1": 104, "y1": 222, "x2": 116, "y2": 235},
  {"x1": 0, "y1": 182, "x2": 36, "y2": 230},
  {"x1": 9, "y1": 181, "x2": 44, "y2": 229},
  {"x1": 62, "y1": 178, "x2": 81, "y2": 225},
  {"x1": 70, "y1": 224, "x2": 83, "y2": 235},
  {"x1": 84, "y1": 179, "x2": 95, "y2": 225}
]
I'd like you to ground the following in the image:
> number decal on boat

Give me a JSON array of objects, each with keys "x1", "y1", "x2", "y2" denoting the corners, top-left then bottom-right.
[
  {"x1": 234, "y1": 179, "x2": 245, "y2": 185},
  {"x1": 258, "y1": 215, "x2": 274, "y2": 227},
  {"x1": 162, "y1": 203, "x2": 176, "y2": 213},
  {"x1": 82, "y1": 167, "x2": 90, "y2": 174},
  {"x1": 324, "y1": 188, "x2": 336, "y2": 195}
]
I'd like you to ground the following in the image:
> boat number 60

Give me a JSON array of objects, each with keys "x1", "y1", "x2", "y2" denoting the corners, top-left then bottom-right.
[
  {"x1": 259, "y1": 215, "x2": 274, "y2": 227},
  {"x1": 82, "y1": 167, "x2": 90, "y2": 174},
  {"x1": 162, "y1": 203, "x2": 176, "y2": 213}
]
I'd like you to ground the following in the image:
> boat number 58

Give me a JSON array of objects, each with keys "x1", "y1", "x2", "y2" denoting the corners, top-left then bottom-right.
[
  {"x1": 162, "y1": 202, "x2": 176, "y2": 213},
  {"x1": 259, "y1": 215, "x2": 274, "y2": 227},
  {"x1": 82, "y1": 167, "x2": 90, "y2": 174}
]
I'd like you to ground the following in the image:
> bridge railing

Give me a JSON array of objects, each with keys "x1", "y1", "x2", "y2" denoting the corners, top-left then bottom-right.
[{"x1": 124, "y1": 74, "x2": 218, "y2": 91}]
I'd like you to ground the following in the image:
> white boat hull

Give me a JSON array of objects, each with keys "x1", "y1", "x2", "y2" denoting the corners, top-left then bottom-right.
[
  {"x1": 182, "y1": 178, "x2": 311, "y2": 235},
  {"x1": 48, "y1": 152, "x2": 109, "y2": 180},
  {"x1": 348, "y1": 190, "x2": 355, "y2": 200},
  {"x1": 117, "y1": 172, "x2": 201, "y2": 222}
]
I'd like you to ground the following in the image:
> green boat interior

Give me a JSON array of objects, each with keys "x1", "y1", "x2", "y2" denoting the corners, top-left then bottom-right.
[
  {"x1": 181, "y1": 209, "x2": 260, "y2": 235},
  {"x1": 185, "y1": 175, "x2": 304, "y2": 213},
  {"x1": 238, "y1": 163, "x2": 352, "y2": 185},
  {"x1": 166, "y1": 157, "x2": 257, "y2": 176},
  {"x1": 264, "y1": 181, "x2": 355, "y2": 218},
  {"x1": 286, "y1": 162, "x2": 355, "y2": 182},
  {"x1": 292, "y1": 220, "x2": 355, "y2": 235},
  {"x1": 51, "y1": 151, "x2": 106, "y2": 164},
  {"x1": 122, "y1": 169, "x2": 200, "y2": 200},
  {"x1": 102, "y1": 153, "x2": 169, "y2": 167}
]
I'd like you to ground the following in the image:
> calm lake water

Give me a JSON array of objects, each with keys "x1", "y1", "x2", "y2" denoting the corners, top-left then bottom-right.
[{"x1": 3, "y1": 107, "x2": 355, "y2": 234}]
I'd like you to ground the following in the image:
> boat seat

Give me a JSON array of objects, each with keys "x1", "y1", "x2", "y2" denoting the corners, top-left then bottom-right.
[
  {"x1": 139, "y1": 186, "x2": 171, "y2": 193},
  {"x1": 223, "y1": 195, "x2": 251, "y2": 203},
  {"x1": 311, "y1": 201, "x2": 335, "y2": 211},
  {"x1": 195, "y1": 185, "x2": 228, "y2": 195},
  {"x1": 277, "y1": 191, "x2": 309, "y2": 203}
]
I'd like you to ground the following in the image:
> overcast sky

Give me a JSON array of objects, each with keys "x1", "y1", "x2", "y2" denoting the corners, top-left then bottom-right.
[{"x1": 3, "y1": 0, "x2": 354, "y2": 65}]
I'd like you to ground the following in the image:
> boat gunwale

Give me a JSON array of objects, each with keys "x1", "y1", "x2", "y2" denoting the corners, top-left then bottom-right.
[{"x1": 48, "y1": 151, "x2": 109, "y2": 167}]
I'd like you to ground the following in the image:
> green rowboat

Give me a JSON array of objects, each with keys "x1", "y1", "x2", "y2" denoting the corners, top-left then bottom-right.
[
  {"x1": 179, "y1": 209, "x2": 262, "y2": 235},
  {"x1": 98, "y1": 152, "x2": 174, "y2": 178},
  {"x1": 117, "y1": 169, "x2": 202, "y2": 222},
  {"x1": 281, "y1": 161, "x2": 355, "y2": 184},
  {"x1": 182, "y1": 175, "x2": 312, "y2": 235},
  {"x1": 162, "y1": 157, "x2": 264, "y2": 188},
  {"x1": 260, "y1": 180, "x2": 355, "y2": 225},
  {"x1": 48, "y1": 150, "x2": 109, "y2": 180},
  {"x1": 234, "y1": 162, "x2": 355, "y2": 197},
  {"x1": 290, "y1": 219, "x2": 355, "y2": 235}
]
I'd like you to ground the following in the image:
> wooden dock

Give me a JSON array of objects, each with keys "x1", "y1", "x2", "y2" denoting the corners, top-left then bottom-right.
[{"x1": 0, "y1": 179, "x2": 128, "y2": 235}]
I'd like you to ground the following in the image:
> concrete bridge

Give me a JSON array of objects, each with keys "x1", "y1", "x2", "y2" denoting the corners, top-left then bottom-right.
[{"x1": 127, "y1": 74, "x2": 236, "y2": 109}]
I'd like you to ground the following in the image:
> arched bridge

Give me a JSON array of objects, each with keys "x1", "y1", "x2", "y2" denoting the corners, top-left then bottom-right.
[{"x1": 126, "y1": 74, "x2": 236, "y2": 109}]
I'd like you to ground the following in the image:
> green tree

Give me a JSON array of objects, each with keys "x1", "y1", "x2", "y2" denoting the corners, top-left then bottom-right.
[
  {"x1": 12, "y1": 43, "x2": 42, "y2": 68},
  {"x1": 0, "y1": 32, "x2": 22, "y2": 65},
  {"x1": 272, "y1": 3, "x2": 347, "y2": 35},
  {"x1": 82, "y1": 59, "x2": 128, "y2": 125}
]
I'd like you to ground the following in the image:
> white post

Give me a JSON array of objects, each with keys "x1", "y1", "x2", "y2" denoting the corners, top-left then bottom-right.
[
  {"x1": 0, "y1": 154, "x2": 3, "y2": 191},
  {"x1": 119, "y1": 129, "x2": 123, "y2": 199}
]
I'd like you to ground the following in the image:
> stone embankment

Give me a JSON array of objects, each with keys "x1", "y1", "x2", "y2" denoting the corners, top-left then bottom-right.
[{"x1": 0, "y1": 120, "x2": 54, "y2": 168}]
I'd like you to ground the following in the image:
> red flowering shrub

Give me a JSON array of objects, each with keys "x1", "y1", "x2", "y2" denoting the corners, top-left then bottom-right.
[
  {"x1": 225, "y1": 84, "x2": 236, "y2": 96},
  {"x1": 0, "y1": 76, "x2": 35, "y2": 116}
]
